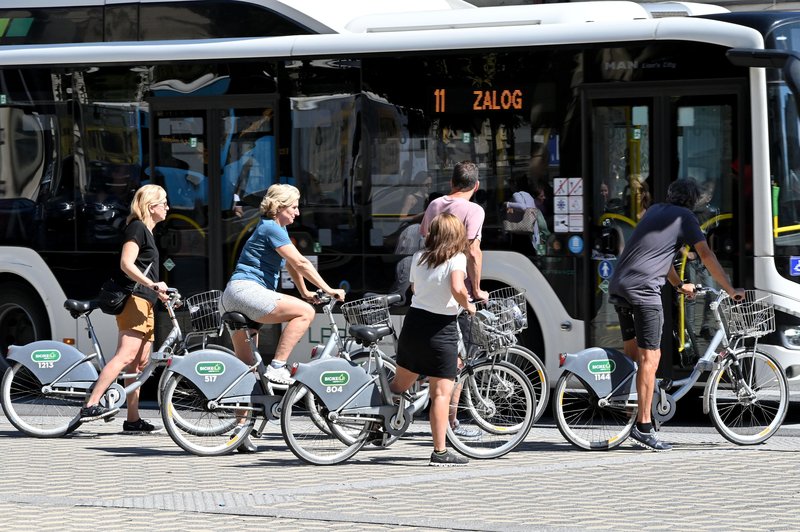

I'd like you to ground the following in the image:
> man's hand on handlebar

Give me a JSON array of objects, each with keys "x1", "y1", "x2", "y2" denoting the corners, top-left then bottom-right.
[
  {"x1": 474, "y1": 288, "x2": 490, "y2": 303},
  {"x1": 676, "y1": 282, "x2": 697, "y2": 299},
  {"x1": 729, "y1": 287, "x2": 746, "y2": 302}
]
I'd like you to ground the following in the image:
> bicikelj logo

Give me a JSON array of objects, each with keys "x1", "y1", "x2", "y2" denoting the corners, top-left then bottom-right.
[
  {"x1": 587, "y1": 359, "x2": 616, "y2": 374},
  {"x1": 31, "y1": 350, "x2": 61, "y2": 363},
  {"x1": 320, "y1": 371, "x2": 350, "y2": 386},
  {"x1": 195, "y1": 362, "x2": 226, "y2": 376}
]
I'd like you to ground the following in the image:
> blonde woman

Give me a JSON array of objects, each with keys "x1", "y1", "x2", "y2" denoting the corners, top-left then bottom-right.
[
  {"x1": 390, "y1": 213, "x2": 476, "y2": 466},
  {"x1": 221, "y1": 184, "x2": 345, "y2": 382},
  {"x1": 80, "y1": 185, "x2": 170, "y2": 431}
]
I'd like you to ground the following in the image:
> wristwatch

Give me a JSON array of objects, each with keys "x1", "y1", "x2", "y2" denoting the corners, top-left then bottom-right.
[{"x1": 674, "y1": 282, "x2": 685, "y2": 292}]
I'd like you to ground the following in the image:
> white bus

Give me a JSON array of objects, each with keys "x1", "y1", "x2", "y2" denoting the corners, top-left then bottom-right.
[{"x1": 0, "y1": 0, "x2": 798, "y2": 398}]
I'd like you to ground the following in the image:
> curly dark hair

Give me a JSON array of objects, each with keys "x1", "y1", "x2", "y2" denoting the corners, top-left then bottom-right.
[{"x1": 666, "y1": 178, "x2": 700, "y2": 209}]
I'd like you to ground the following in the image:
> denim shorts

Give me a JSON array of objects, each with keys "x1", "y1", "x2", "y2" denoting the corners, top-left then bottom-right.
[{"x1": 220, "y1": 279, "x2": 282, "y2": 321}]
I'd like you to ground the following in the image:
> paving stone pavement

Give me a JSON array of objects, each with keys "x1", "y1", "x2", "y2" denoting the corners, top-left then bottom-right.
[{"x1": 1, "y1": 410, "x2": 799, "y2": 531}]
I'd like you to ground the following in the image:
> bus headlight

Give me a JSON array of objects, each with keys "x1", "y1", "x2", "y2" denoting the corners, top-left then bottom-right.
[{"x1": 782, "y1": 326, "x2": 800, "y2": 349}]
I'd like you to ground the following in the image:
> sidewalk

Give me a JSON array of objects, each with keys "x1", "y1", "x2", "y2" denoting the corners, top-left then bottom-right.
[{"x1": 1, "y1": 409, "x2": 799, "y2": 531}]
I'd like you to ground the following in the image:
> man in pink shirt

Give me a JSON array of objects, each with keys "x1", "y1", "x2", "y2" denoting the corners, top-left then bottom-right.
[
  {"x1": 420, "y1": 161, "x2": 488, "y2": 440},
  {"x1": 420, "y1": 161, "x2": 490, "y2": 302}
]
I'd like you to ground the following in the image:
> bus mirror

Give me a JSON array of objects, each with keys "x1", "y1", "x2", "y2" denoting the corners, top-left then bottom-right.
[
  {"x1": 726, "y1": 48, "x2": 800, "y2": 107},
  {"x1": 726, "y1": 48, "x2": 793, "y2": 68}
]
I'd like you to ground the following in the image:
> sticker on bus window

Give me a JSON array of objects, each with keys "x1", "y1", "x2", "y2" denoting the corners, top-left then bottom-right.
[{"x1": 791, "y1": 257, "x2": 800, "y2": 277}]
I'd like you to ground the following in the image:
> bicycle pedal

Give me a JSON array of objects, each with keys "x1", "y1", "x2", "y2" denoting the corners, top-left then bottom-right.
[{"x1": 103, "y1": 415, "x2": 116, "y2": 423}]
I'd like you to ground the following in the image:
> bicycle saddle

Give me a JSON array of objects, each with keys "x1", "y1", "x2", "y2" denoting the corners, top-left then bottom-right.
[
  {"x1": 221, "y1": 311, "x2": 260, "y2": 330},
  {"x1": 349, "y1": 324, "x2": 393, "y2": 345},
  {"x1": 64, "y1": 298, "x2": 101, "y2": 316}
]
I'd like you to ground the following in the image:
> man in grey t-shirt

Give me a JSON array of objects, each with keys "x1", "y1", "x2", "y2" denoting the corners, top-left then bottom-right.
[{"x1": 609, "y1": 178, "x2": 744, "y2": 451}]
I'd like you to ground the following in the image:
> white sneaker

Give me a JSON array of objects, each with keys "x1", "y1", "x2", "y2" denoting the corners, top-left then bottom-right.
[
  {"x1": 238, "y1": 435, "x2": 258, "y2": 453},
  {"x1": 265, "y1": 364, "x2": 294, "y2": 385}
]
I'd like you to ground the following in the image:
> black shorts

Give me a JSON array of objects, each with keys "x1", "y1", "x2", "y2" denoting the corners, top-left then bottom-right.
[
  {"x1": 614, "y1": 300, "x2": 664, "y2": 350},
  {"x1": 396, "y1": 307, "x2": 459, "y2": 379}
]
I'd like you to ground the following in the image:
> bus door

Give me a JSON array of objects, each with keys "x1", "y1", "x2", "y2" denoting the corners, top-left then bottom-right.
[
  {"x1": 584, "y1": 83, "x2": 744, "y2": 376},
  {"x1": 148, "y1": 96, "x2": 277, "y2": 299}
]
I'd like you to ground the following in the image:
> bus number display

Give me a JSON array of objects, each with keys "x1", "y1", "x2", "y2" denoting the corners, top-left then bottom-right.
[{"x1": 433, "y1": 88, "x2": 524, "y2": 113}]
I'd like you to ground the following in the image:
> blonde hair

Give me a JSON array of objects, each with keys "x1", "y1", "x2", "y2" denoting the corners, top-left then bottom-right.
[
  {"x1": 419, "y1": 213, "x2": 469, "y2": 269},
  {"x1": 260, "y1": 184, "x2": 300, "y2": 218},
  {"x1": 127, "y1": 184, "x2": 167, "y2": 225}
]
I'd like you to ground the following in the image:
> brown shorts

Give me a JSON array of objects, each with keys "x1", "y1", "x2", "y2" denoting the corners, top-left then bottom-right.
[{"x1": 116, "y1": 295, "x2": 155, "y2": 340}]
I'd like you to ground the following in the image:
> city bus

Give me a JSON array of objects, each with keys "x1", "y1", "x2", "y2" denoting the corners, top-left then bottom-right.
[{"x1": 0, "y1": 0, "x2": 798, "y2": 399}]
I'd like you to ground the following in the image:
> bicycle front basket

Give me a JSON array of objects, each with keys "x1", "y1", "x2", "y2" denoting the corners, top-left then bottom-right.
[
  {"x1": 340, "y1": 295, "x2": 392, "y2": 327},
  {"x1": 720, "y1": 290, "x2": 775, "y2": 338},
  {"x1": 469, "y1": 287, "x2": 527, "y2": 350},
  {"x1": 185, "y1": 290, "x2": 223, "y2": 333}
]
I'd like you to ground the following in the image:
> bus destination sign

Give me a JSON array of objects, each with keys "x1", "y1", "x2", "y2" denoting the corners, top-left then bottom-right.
[{"x1": 433, "y1": 88, "x2": 525, "y2": 113}]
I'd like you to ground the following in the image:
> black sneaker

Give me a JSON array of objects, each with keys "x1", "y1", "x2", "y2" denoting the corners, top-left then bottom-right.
[
  {"x1": 79, "y1": 404, "x2": 119, "y2": 422},
  {"x1": 629, "y1": 426, "x2": 672, "y2": 452},
  {"x1": 122, "y1": 418, "x2": 162, "y2": 433},
  {"x1": 429, "y1": 449, "x2": 469, "y2": 467}
]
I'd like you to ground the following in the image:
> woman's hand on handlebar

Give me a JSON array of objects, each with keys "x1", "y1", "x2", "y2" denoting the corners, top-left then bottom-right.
[
  {"x1": 150, "y1": 281, "x2": 170, "y2": 302},
  {"x1": 466, "y1": 302, "x2": 477, "y2": 316},
  {"x1": 327, "y1": 288, "x2": 346, "y2": 302},
  {"x1": 301, "y1": 289, "x2": 321, "y2": 303}
]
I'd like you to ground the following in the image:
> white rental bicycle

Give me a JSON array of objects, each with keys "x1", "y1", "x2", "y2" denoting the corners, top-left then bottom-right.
[
  {"x1": 554, "y1": 287, "x2": 789, "y2": 450},
  {"x1": 1, "y1": 288, "x2": 230, "y2": 437}
]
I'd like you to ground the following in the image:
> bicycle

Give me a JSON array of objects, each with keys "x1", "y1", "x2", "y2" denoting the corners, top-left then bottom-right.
[
  {"x1": 553, "y1": 287, "x2": 789, "y2": 450},
  {"x1": 351, "y1": 288, "x2": 547, "y2": 424},
  {"x1": 281, "y1": 290, "x2": 537, "y2": 465},
  {"x1": 460, "y1": 287, "x2": 549, "y2": 423},
  {"x1": 1, "y1": 287, "x2": 228, "y2": 437},
  {"x1": 159, "y1": 290, "x2": 400, "y2": 455}
]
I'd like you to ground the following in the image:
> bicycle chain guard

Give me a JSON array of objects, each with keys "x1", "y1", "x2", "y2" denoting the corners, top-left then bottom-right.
[
  {"x1": 100, "y1": 382, "x2": 126, "y2": 410},
  {"x1": 385, "y1": 406, "x2": 414, "y2": 436},
  {"x1": 652, "y1": 388, "x2": 677, "y2": 427}
]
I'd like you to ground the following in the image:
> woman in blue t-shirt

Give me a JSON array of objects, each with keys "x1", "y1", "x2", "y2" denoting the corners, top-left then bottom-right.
[{"x1": 221, "y1": 184, "x2": 345, "y2": 390}]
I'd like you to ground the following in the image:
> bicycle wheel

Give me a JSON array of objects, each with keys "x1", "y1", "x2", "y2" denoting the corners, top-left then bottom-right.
[
  {"x1": 1, "y1": 363, "x2": 83, "y2": 437},
  {"x1": 553, "y1": 370, "x2": 635, "y2": 450},
  {"x1": 447, "y1": 361, "x2": 535, "y2": 459},
  {"x1": 156, "y1": 344, "x2": 236, "y2": 409},
  {"x1": 161, "y1": 373, "x2": 254, "y2": 456},
  {"x1": 281, "y1": 382, "x2": 370, "y2": 465},
  {"x1": 497, "y1": 345, "x2": 549, "y2": 423},
  {"x1": 708, "y1": 349, "x2": 789, "y2": 445}
]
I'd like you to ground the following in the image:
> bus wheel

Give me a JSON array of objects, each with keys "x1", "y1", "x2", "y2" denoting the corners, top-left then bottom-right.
[{"x1": 0, "y1": 284, "x2": 50, "y2": 357}]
